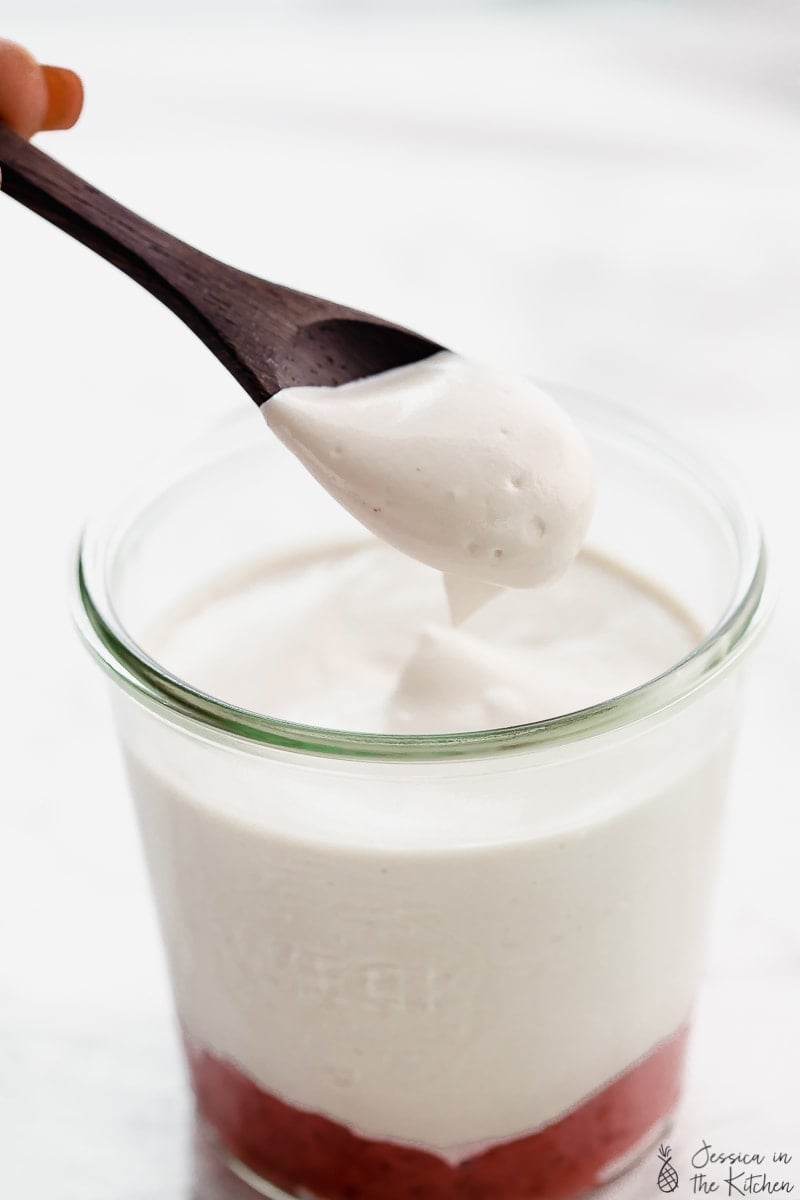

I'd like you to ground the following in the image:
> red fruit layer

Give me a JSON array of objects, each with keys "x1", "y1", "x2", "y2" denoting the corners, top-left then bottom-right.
[{"x1": 186, "y1": 1026, "x2": 687, "y2": 1200}]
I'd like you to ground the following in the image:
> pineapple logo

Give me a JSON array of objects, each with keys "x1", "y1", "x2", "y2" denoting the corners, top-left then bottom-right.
[{"x1": 657, "y1": 1144, "x2": 679, "y2": 1193}]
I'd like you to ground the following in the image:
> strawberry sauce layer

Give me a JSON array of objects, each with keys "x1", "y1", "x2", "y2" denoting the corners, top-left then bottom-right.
[{"x1": 186, "y1": 1027, "x2": 687, "y2": 1200}]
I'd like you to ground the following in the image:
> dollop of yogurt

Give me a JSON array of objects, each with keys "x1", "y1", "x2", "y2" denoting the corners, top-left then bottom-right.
[{"x1": 264, "y1": 352, "x2": 595, "y2": 616}]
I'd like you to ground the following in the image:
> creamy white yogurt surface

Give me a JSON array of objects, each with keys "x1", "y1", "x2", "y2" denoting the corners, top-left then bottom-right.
[
  {"x1": 264, "y1": 352, "x2": 595, "y2": 619},
  {"x1": 149, "y1": 542, "x2": 698, "y2": 734}
]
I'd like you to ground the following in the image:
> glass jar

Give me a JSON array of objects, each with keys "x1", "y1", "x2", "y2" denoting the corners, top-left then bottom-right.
[{"x1": 75, "y1": 389, "x2": 768, "y2": 1200}]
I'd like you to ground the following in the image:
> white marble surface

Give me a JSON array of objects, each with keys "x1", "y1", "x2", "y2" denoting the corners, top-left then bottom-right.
[{"x1": 0, "y1": 3, "x2": 798, "y2": 1197}]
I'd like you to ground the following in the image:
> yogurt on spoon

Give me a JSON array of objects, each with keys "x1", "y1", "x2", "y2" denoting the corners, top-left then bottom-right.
[{"x1": 264, "y1": 351, "x2": 595, "y2": 620}]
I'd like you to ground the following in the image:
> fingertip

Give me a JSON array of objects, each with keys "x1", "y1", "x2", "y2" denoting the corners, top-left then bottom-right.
[
  {"x1": 40, "y1": 66, "x2": 84, "y2": 131},
  {"x1": 0, "y1": 40, "x2": 48, "y2": 138}
]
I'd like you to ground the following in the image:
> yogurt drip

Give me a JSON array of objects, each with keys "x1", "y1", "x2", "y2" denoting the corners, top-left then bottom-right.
[
  {"x1": 264, "y1": 352, "x2": 595, "y2": 620},
  {"x1": 149, "y1": 544, "x2": 700, "y2": 735}
]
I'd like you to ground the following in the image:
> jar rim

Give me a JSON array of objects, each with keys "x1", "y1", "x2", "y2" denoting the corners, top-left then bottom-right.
[{"x1": 74, "y1": 389, "x2": 769, "y2": 762}]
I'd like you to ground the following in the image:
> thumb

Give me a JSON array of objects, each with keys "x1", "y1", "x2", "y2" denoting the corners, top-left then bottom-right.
[{"x1": 0, "y1": 40, "x2": 83, "y2": 139}]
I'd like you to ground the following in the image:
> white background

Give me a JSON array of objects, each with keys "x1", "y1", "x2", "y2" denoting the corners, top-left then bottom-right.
[{"x1": 0, "y1": 3, "x2": 798, "y2": 1197}]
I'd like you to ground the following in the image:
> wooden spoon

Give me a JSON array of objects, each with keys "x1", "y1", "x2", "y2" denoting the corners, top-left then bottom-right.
[{"x1": 0, "y1": 122, "x2": 442, "y2": 401}]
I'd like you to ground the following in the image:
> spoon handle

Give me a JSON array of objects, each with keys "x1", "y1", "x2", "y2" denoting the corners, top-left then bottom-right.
[
  {"x1": 0, "y1": 122, "x2": 278, "y2": 396},
  {"x1": 0, "y1": 123, "x2": 440, "y2": 400}
]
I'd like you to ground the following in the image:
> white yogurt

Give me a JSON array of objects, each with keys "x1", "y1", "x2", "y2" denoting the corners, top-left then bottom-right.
[
  {"x1": 119, "y1": 540, "x2": 735, "y2": 1158},
  {"x1": 112, "y1": 359, "x2": 733, "y2": 1160},
  {"x1": 148, "y1": 542, "x2": 698, "y2": 734},
  {"x1": 264, "y1": 352, "x2": 595, "y2": 619}
]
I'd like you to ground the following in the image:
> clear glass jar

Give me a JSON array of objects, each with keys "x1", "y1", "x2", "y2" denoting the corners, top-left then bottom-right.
[{"x1": 75, "y1": 389, "x2": 768, "y2": 1200}]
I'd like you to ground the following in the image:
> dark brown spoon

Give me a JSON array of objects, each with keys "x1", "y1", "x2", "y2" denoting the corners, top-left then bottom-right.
[{"x1": 0, "y1": 123, "x2": 441, "y2": 401}]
